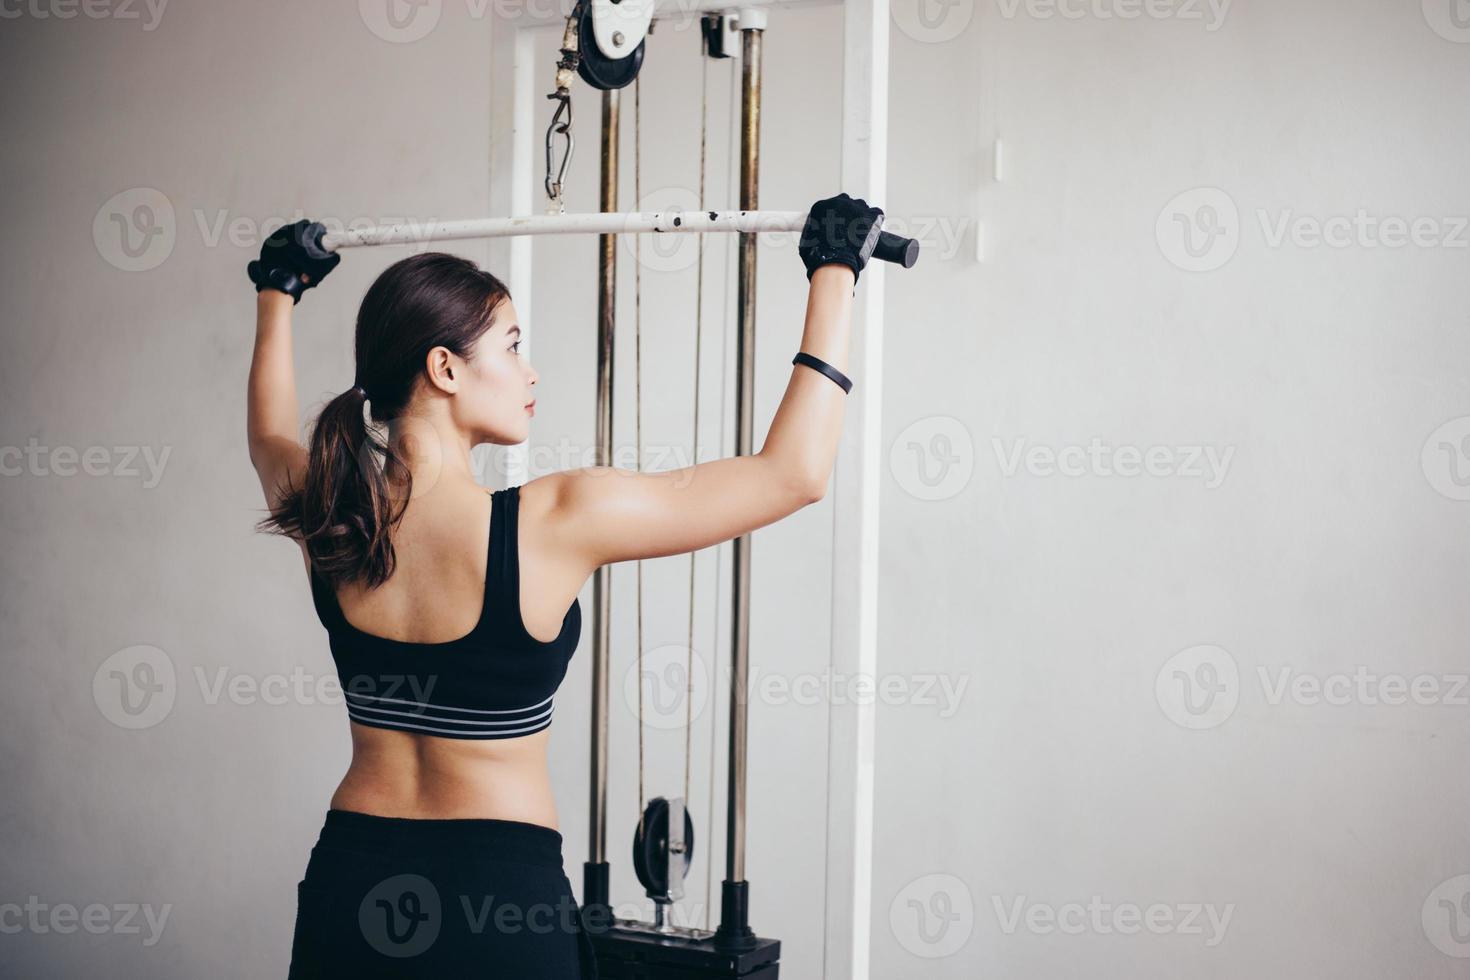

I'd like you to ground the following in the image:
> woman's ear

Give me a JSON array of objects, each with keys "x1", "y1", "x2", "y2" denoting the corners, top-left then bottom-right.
[{"x1": 424, "y1": 346, "x2": 460, "y2": 394}]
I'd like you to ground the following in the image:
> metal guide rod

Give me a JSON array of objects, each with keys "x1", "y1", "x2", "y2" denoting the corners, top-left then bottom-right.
[
  {"x1": 590, "y1": 88, "x2": 620, "y2": 873},
  {"x1": 710, "y1": 14, "x2": 762, "y2": 954},
  {"x1": 727, "y1": 16, "x2": 761, "y2": 891},
  {"x1": 320, "y1": 209, "x2": 807, "y2": 251}
]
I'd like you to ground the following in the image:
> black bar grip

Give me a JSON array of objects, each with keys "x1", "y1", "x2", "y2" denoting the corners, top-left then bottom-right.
[{"x1": 873, "y1": 230, "x2": 920, "y2": 269}]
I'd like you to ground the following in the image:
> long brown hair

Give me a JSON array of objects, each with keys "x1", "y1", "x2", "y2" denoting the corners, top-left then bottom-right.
[{"x1": 259, "y1": 252, "x2": 511, "y2": 589}]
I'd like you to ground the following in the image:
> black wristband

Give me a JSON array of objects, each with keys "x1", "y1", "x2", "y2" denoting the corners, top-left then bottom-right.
[{"x1": 792, "y1": 351, "x2": 852, "y2": 394}]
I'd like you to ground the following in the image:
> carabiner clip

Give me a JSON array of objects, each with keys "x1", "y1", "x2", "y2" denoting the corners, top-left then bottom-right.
[{"x1": 545, "y1": 92, "x2": 575, "y2": 210}]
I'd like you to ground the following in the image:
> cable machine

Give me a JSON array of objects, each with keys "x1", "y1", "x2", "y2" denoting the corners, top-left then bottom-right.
[{"x1": 539, "y1": 2, "x2": 912, "y2": 977}]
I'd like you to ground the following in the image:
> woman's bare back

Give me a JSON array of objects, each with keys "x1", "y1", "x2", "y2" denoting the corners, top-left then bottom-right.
[{"x1": 323, "y1": 477, "x2": 589, "y2": 828}]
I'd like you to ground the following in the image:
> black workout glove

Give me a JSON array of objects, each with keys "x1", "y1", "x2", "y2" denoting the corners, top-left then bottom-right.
[
  {"x1": 797, "y1": 192, "x2": 885, "y2": 286},
  {"x1": 247, "y1": 219, "x2": 341, "y2": 304}
]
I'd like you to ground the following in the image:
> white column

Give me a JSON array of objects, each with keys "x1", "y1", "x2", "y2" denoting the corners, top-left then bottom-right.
[{"x1": 825, "y1": 0, "x2": 888, "y2": 977}]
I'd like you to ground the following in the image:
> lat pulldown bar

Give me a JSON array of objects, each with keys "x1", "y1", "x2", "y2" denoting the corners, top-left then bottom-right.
[{"x1": 318, "y1": 209, "x2": 920, "y2": 270}]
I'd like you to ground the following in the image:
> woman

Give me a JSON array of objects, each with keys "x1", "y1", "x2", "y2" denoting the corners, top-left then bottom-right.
[{"x1": 245, "y1": 193, "x2": 885, "y2": 978}]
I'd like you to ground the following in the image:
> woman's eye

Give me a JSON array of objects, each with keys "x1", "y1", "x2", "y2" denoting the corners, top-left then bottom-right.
[{"x1": 510, "y1": 341, "x2": 522, "y2": 355}]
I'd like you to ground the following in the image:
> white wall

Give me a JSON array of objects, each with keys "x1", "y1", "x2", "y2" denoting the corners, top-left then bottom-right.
[
  {"x1": 0, "y1": 1, "x2": 1466, "y2": 978},
  {"x1": 873, "y1": 1, "x2": 1470, "y2": 978}
]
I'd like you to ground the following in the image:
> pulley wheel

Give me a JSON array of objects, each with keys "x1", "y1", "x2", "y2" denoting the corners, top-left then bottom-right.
[
  {"x1": 575, "y1": 2, "x2": 646, "y2": 91},
  {"x1": 632, "y1": 797, "x2": 695, "y2": 898}
]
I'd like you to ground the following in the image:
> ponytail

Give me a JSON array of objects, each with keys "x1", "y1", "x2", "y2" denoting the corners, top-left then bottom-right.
[
  {"x1": 259, "y1": 385, "x2": 410, "y2": 589},
  {"x1": 256, "y1": 251, "x2": 510, "y2": 590}
]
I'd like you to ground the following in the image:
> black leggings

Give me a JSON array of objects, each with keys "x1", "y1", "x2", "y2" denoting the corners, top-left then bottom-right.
[{"x1": 287, "y1": 809, "x2": 598, "y2": 978}]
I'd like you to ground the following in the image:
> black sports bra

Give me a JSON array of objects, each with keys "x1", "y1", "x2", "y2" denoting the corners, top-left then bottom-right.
[{"x1": 307, "y1": 484, "x2": 582, "y2": 740}]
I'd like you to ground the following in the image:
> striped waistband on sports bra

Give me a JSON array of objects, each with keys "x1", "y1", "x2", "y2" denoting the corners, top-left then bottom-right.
[{"x1": 343, "y1": 690, "x2": 557, "y2": 739}]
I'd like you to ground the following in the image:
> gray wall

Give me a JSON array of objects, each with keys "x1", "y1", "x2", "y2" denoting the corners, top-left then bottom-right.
[{"x1": 1, "y1": 1, "x2": 1466, "y2": 978}]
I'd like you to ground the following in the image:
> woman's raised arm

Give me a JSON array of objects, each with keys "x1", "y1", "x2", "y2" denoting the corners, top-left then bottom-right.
[
  {"x1": 244, "y1": 220, "x2": 341, "y2": 509},
  {"x1": 539, "y1": 194, "x2": 885, "y2": 573},
  {"x1": 247, "y1": 289, "x2": 308, "y2": 509}
]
